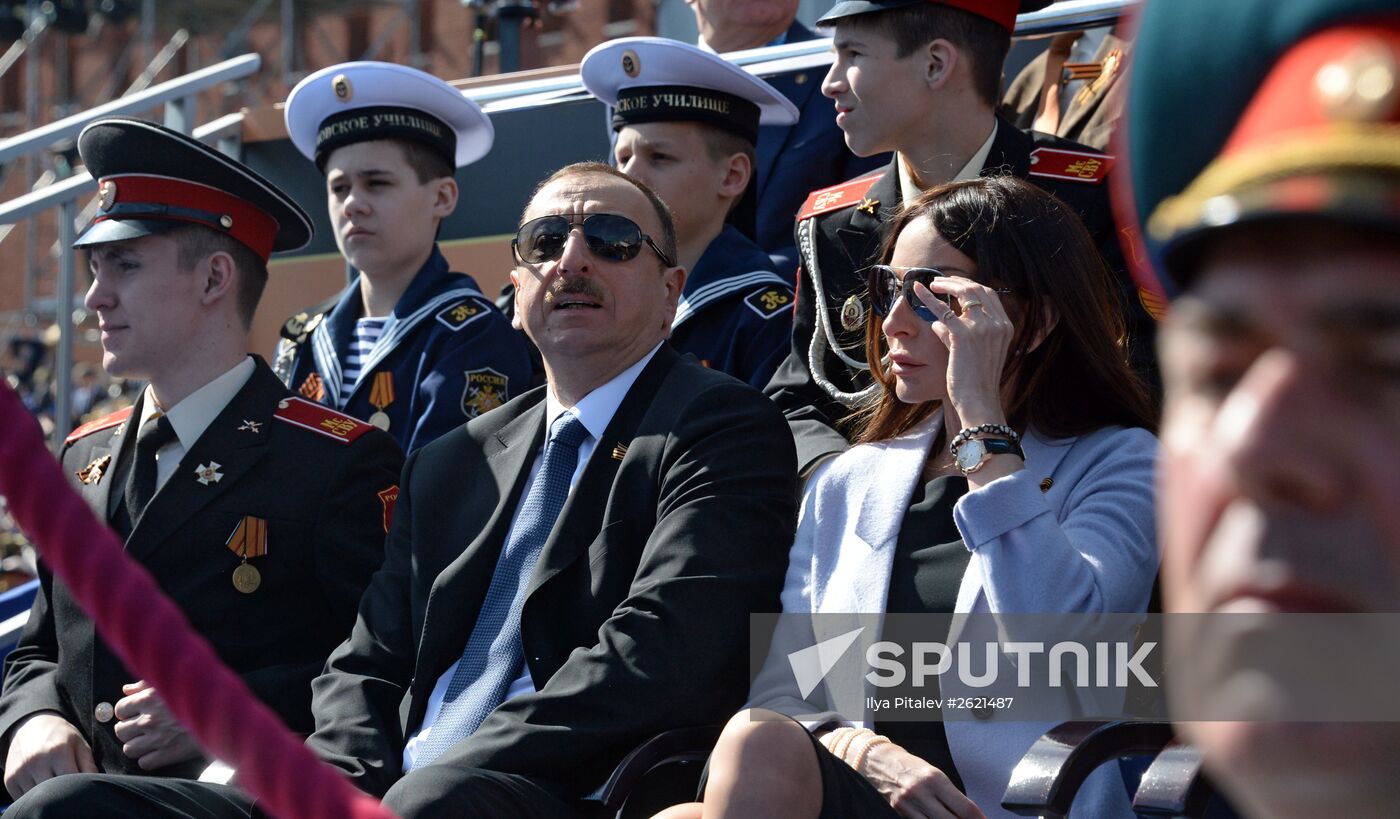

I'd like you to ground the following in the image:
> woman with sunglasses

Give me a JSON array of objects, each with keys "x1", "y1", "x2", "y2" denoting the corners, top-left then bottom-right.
[{"x1": 656, "y1": 176, "x2": 1158, "y2": 819}]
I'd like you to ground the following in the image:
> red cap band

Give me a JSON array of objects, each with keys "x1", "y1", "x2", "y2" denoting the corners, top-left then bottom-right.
[
  {"x1": 93, "y1": 174, "x2": 280, "y2": 261},
  {"x1": 936, "y1": 0, "x2": 1020, "y2": 33},
  {"x1": 1222, "y1": 22, "x2": 1400, "y2": 159}
]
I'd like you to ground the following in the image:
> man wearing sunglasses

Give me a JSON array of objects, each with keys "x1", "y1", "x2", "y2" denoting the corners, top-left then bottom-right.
[
  {"x1": 765, "y1": 0, "x2": 1156, "y2": 476},
  {"x1": 275, "y1": 62, "x2": 534, "y2": 454},
  {"x1": 295, "y1": 160, "x2": 797, "y2": 816},
  {"x1": 580, "y1": 37, "x2": 799, "y2": 390}
]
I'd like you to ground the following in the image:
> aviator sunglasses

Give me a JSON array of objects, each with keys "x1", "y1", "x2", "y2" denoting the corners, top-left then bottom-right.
[
  {"x1": 866, "y1": 265, "x2": 1014, "y2": 322},
  {"x1": 512, "y1": 213, "x2": 674, "y2": 267}
]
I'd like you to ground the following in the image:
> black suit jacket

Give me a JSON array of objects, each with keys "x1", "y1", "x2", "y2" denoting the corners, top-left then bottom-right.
[
  {"x1": 0, "y1": 359, "x2": 403, "y2": 777},
  {"x1": 306, "y1": 345, "x2": 797, "y2": 800},
  {"x1": 765, "y1": 120, "x2": 1154, "y2": 472}
]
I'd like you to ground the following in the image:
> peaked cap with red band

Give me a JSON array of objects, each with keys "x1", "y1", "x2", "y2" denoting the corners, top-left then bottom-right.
[
  {"x1": 74, "y1": 117, "x2": 313, "y2": 261},
  {"x1": 1123, "y1": 0, "x2": 1400, "y2": 295},
  {"x1": 817, "y1": 0, "x2": 1052, "y2": 33}
]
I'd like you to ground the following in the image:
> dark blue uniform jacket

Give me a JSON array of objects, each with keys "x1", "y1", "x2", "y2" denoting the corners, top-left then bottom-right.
[
  {"x1": 670, "y1": 224, "x2": 794, "y2": 390},
  {"x1": 274, "y1": 246, "x2": 533, "y2": 454}
]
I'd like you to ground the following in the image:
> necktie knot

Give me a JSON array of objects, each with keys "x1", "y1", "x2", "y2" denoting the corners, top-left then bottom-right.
[
  {"x1": 548, "y1": 413, "x2": 588, "y2": 452},
  {"x1": 126, "y1": 413, "x2": 176, "y2": 526},
  {"x1": 136, "y1": 414, "x2": 176, "y2": 453}
]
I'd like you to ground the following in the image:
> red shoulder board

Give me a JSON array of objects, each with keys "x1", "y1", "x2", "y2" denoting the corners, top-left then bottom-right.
[
  {"x1": 797, "y1": 173, "x2": 885, "y2": 220},
  {"x1": 1028, "y1": 148, "x2": 1114, "y2": 184},
  {"x1": 273, "y1": 397, "x2": 375, "y2": 445},
  {"x1": 65, "y1": 406, "x2": 133, "y2": 445}
]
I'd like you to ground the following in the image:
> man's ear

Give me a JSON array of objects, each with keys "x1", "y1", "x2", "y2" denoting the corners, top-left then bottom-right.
[
  {"x1": 432, "y1": 177, "x2": 459, "y2": 218},
  {"x1": 719, "y1": 152, "x2": 752, "y2": 201},
  {"x1": 200, "y1": 251, "x2": 238, "y2": 309},
  {"x1": 660, "y1": 265, "x2": 686, "y2": 328},
  {"x1": 925, "y1": 38, "x2": 958, "y2": 89},
  {"x1": 508, "y1": 268, "x2": 524, "y2": 331}
]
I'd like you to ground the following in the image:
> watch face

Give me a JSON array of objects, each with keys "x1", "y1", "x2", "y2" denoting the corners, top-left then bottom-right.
[{"x1": 956, "y1": 438, "x2": 986, "y2": 471}]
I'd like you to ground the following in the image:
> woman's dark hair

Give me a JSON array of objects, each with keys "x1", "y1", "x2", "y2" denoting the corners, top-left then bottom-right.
[{"x1": 852, "y1": 175, "x2": 1158, "y2": 444}]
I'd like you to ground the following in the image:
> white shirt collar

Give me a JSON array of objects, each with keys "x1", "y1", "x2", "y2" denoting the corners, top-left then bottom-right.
[
  {"x1": 898, "y1": 120, "x2": 1000, "y2": 208},
  {"x1": 139, "y1": 357, "x2": 256, "y2": 449},
  {"x1": 544, "y1": 343, "x2": 663, "y2": 444}
]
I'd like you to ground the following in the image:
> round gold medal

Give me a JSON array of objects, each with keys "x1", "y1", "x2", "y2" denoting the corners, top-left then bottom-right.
[
  {"x1": 232, "y1": 563, "x2": 261, "y2": 594},
  {"x1": 368, "y1": 411, "x2": 391, "y2": 430}
]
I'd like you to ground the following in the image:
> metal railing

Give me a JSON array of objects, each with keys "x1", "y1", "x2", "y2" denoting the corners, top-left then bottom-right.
[
  {"x1": 0, "y1": 53, "x2": 262, "y2": 454},
  {"x1": 465, "y1": 0, "x2": 1136, "y2": 110}
]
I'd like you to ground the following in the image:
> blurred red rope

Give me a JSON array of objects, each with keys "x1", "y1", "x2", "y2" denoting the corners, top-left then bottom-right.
[{"x1": 0, "y1": 383, "x2": 394, "y2": 819}]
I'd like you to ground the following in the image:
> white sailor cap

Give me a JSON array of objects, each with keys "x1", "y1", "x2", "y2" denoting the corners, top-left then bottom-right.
[
  {"x1": 581, "y1": 36, "x2": 798, "y2": 145},
  {"x1": 284, "y1": 60, "x2": 494, "y2": 171}
]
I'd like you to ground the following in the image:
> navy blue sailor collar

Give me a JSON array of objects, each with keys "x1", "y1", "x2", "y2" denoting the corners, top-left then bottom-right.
[
  {"x1": 673, "y1": 224, "x2": 789, "y2": 329},
  {"x1": 311, "y1": 245, "x2": 487, "y2": 405}
]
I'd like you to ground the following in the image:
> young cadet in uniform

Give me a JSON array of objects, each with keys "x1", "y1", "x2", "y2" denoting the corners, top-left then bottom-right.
[
  {"x1": 277, "y1": 61, "x2": 533, "y2": 453},
  {"x1": 0, "y1": 118, "x2": 402, "y2": 805},
  {"x1": 581, "y1": 37, "x2": 799, "y2": 389},
  {"x1": 764, "y1": 0, "x2": 1154, "y2": 475},
  {"x1": 1126, "y1": 2, "x2": 1400, "y2": 817}
]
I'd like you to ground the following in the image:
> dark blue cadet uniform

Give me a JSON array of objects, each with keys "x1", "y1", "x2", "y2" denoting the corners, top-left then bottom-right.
[
  {"x1": 669, "y1": 224, "x2": 794, "y2": 390},
  {"x1": 274, "y1": 247, "x2": 533, "y2": 454}
]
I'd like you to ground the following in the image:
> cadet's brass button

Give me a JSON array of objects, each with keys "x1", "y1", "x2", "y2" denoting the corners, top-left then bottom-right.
[{"x1": 94, "y1": 701, "x2": 114, "y2": 723}]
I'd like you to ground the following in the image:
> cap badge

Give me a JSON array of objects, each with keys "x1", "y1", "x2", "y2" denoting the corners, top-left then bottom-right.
[
  {"x1": 621, "y1": 49, "x2": 640, "y2": 78},
  {"x1": 1315, "y1": 39, "x2": 1399, "y2": 123},
  {"x1": 98, "y1": 179, "x2": 117, "y2": 210},
  {"x1": 333, "y1": 73, "x2": 353, "y2": 102},
  {"x1": 219, "y1": 214, "x2": 234, "y2": 229}
]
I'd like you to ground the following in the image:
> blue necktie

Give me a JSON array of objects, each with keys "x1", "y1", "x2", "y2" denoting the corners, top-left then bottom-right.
[{"x1": 412, "y1": 412, "x2": 589, "y2": 768}]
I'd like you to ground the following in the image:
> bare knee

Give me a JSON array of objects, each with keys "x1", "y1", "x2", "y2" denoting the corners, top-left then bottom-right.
[{"x1": 706, "y1": 709, "x2": 821, "y2": 801}]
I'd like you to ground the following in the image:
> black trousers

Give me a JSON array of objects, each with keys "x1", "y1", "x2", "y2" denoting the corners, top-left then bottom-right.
[{"x1": 6, "y1": 765, "x2": 576, "y2": 819}]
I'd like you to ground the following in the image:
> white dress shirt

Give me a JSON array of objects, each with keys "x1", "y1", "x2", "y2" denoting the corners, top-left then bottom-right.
[
  {"x1": 402, "y1": 343, "x2": 663, "y2": 771},
  {"x1": 897, "y1": 120, "x2": 999, "y2": 208},
  {"x1": 136, "y1": 357, "x2": 256, "y2": 492}
]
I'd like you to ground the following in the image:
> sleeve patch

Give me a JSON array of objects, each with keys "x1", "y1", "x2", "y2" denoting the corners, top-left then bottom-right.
[
  {"x1": 436, "y1": 298, "x2": 490, "y2": 331},
  {"x1": 1028, "y1": 147, "x2": 1115, "y2": 184},
  {"x1": 461, "y1": 367, "x2": 509, "y2": 418},
  {"x1": 378, "y1": 485, "x2": 399, "y2": 533},
  {"x1": 744, "y1": 286, "x2": 794, "y2": 320}
]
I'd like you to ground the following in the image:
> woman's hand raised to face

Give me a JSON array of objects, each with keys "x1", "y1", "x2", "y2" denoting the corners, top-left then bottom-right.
[{"x1": 912, "y1": 277, "x2": 1013, "y2": 429}]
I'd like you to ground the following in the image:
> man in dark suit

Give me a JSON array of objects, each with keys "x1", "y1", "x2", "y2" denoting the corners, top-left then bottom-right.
[
  {"x1": 686, "y1": 0, "x2": 888, "y2": 271},
  {"x1": 18, "y1": 161, "x2": 797, "y2": 817},
  {"x1": 0, "y1": 118, "x2": 402, "y2": 807},
  {"x1": 764, "y1": 0, "x2": 1156, "y2": 476}
]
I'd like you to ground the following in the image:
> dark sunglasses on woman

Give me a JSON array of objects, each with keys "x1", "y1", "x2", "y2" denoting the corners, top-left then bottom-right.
[
  {"x1": 512, "y1": 213, "x2": 674, "y2": 267},
  {"x1": 866, "y1": 264, "x2": 1014, "y2": 322}
]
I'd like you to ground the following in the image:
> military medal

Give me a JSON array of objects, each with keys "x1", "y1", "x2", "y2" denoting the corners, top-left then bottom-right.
[
  {"x1": 76, "y1": 454, "x2": 112, "y2": 485},
  {"x1": 226, "y1": 515, "x2": 268, "y2": 594},
  {"x1": 368, "y1": 372, "x2": 395, "y2": 430},
  {"x1": 840, "y1": 295, "x2": 866, "y2": 332},
  {"x1": 299, "y1": 372, "x2": 325, "y2": 402},
  {"x1": 194, "y1": 462, "x2": 223, "y2": 485}
]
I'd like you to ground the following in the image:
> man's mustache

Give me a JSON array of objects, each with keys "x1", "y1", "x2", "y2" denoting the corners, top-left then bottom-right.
[{"x1": 543, "y1": 277, "x2": 606, "y2": 304}]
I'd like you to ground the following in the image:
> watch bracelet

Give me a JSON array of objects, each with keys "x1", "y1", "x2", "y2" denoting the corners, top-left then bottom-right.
[{"x1": 949, "y1": 423, "x2": 1020, "y2": 456}]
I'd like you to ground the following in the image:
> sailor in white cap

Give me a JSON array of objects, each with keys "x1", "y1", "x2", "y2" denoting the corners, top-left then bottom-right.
[
  {"x1": 277, "y1": 61, "x2": 533, "y2": 454},
  {"x1": 581, "y1": 36, "x2": 799, "y2": 390}
]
